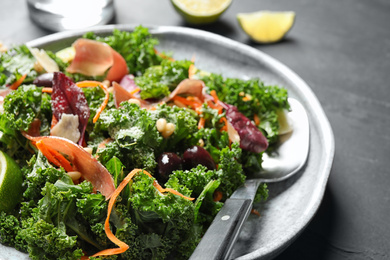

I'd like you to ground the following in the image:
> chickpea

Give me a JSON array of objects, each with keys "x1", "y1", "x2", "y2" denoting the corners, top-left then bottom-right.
[
  {"x1": 156, "y1": 118, "x2": 167, "y2": 132},
  {"x1": 162, "y1": 123, "x2": 175, "y2": 138},
  {"x1": 102, "y1": 80, "x2": 111, "y2": 88},
  {"x1": 128, "y1": 98, "x2": 141, "y2": 106},
  {"x1": 67, "y1": 171, "x2": 82, "y2": 182}
]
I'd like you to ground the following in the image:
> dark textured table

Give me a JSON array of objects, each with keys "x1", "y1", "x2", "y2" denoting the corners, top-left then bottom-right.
[{"x1": 1, "y1": 0, "x2": 390, "y2": 259}]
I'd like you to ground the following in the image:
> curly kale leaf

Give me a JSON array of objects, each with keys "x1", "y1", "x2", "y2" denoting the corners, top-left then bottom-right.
[
  {"x1": 135, "y1": 59, "x2": 192, "y2": 99},
  {"x1": 20, "y1": 218, "x2": 83, "y2": 260},
  {"x1": 0, "y1": 45, "x2": 37, "y2": 87},
  {"x1": 22, "y1": 153, "x2": 67, "y2": 202},
  {"x1": 3, "y1": 85, "x2": 42, "y2": 131},
  {"x1": 94, "y1": 103, "x2": 198, "y2": 172},
  {"x1": 201, "y1": 73, "x2": 289, "y2": 144},
  {"x1": 166, "y1": 165, "x2": 220, "y2": 198},
  {"x1": 216, "y1": 142, "x2": 246, "y2": 199},
  {"x1": 149, "y1": 104, "x2": 198, "y2": 153},
  {"x1": 84, "y1": 26, "x2": 162, "y2": 76},
  {"x1": 0, "y1": 212, "x2": 27, "y2": 252},
  {"x1": 127, "y1": 172, "x2": 199, "y2": 259}
]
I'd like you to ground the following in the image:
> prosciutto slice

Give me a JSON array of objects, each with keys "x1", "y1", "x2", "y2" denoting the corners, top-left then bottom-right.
[
  {"x1": 66, "y1": 38, "x2": 128, "y2": 82},
  {"x1": 165, "y1": 79, "x2": 206, "y2": 103},
  {"x1": 66, "y1": 38, "x2": 114, "y2": 76},
  {"x1": 23, "y1": 134, "x2": 115, "y2": 199}
]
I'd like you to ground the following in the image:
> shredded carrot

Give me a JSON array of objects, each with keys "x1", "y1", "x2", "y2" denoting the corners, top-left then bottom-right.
[
  {"x1": 42, "y1": 87, "x2": 53, "y2": 93},
  {"x1": 36, "y1": 141, "x2": 74, "y2": 172},
  {"x1": 254, "y1": 114, "x2": 260, "y2": 126},
  {"x1": 9, "y1": 74, "x2": 27, "y2": 90},
  {"x1": 154, "y1": 48, "x2": 175, "y2": 61},
  {"x1": 198, "y1": 117, "x2": 205, "y2": 129},
  {"x1": 50, "y1": 115, "x2": 58, "y2": 129},
  {"x1": 188, "y1": 55, "x2": 196, "y2": 79},
  {"x1": 242, "y1": 96, "x2": 251, "y2": 102},
  {"x1": 172, "y1": 96, "x2": 202, "y2": 109},
  {"x1": 210, "y1": 90, "x2": 219, "y2": 103},
  {"x1": 129, "y1": 87, "x2": 141, "y2": 95},
  {"x1": 251, "y1": 209, "x2": 261, "y2": 217},
  {"x1": 213, "y1": 190, "x2": 223, "y2": 202},
  {"x1": 90, "y1": 168, "x2": 193, "y2": 258},
  {"x1": 219, "y1": 117, "x2": 228, "y2": 132},
  {"x1": 76, "y1": 81, "x2": 109, "y2": 123}
]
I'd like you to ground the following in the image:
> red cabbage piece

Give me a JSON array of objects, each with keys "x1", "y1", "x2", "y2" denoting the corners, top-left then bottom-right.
[
  {"x1": 51, "y1": 72, "x2": 90, "y2": 145},
  {"x1": 225, "y1": 103, "x2": 268, "y2": 153}
]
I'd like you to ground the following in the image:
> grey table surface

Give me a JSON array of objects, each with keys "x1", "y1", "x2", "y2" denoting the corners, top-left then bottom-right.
[{"x1": 1, "y1": 0, "x2": 390, "y2": 259}]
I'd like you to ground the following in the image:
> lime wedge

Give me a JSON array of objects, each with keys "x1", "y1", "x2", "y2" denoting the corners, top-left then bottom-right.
[
  {"x1": 237, "y1": 11, "x2": 296, "y2": 43},
  {"x1": 0, "y1": 150, "x2": 23, "y2": 213},
  {"x1": 171, "y1": 0, "x2": 232, "y2": 25}
]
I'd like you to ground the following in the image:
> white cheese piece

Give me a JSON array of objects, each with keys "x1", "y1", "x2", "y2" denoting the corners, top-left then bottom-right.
[
  {"x1": 29, "y1": 47, "x2": 60, "y2": 73},
  {"x1": 51, "y1": 114, "x2": 80, "y2": 143}
]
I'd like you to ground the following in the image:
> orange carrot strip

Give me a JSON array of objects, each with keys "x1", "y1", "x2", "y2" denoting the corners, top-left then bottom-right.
[
  {"x1": 162, "y1": 188, "x2": 194, "y2": 201},
  {"x1": 35, "y1": 140, "x2": 62, "y2": 167},
  {"x1": 42, "y1": 87, "x2": 53, "y2": 93},
  {"x1": 76, "y1": 81, "x2": 109, "y2": 123},
  {"x1": 213, "y1": 190, "x2": 223, "y2": 202},
  {"x1": 172, "y1": 96, "x2": 199, "y2": 107},
  {"x1": 210, "y1": 90, "x2": 219, "y2": 103},
  {"x1": 254, "y1": 114, "x2": 260, "y2": 126},
  {"x1": 198, "y1": 117, "x2": 205, "y2": 129},
  {"x1": 50, "y1": 115, "x2": 58, "y2": 130},
  {"x1": 129, "y1": 87, "x2": 141, "y2": 95},
  {"x1": 9, "y1": 74, "x2": 27, "y2": 90},
  {"x1": 219, "y1": 117, "x2": 228, "y2": 132},
  {"x1": 90, "y1": 169, "x2": 139, "y2": 258},
  {"x1": 91, "y1": 168, "x2": 193, "y2": 258},
  {"x1": 188, "y1": 56, "x2": 196, "y2": 79},
  {"x1": 154, "y1": 48, "x2": 175, "y2": 61}
]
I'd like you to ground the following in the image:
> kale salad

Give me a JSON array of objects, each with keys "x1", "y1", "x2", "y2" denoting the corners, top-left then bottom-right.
[{"x1": 0, "y1": 26, "x2": 290, "y2": 259}]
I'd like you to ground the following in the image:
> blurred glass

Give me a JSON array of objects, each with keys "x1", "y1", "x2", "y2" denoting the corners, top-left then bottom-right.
[{"x1": 26, "y1": 0, "x2": 115, "y2": 31}]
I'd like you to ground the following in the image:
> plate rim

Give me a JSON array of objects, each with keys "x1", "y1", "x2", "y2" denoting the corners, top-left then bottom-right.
[{"x1": 23, "y1": 24, "x2": 335, "y2": 259}]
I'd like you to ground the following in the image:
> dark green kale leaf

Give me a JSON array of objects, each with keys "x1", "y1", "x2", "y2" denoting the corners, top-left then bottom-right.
[
  {"x1": 0, "y1": 212, "x2": 27, "y2": 252},
  {"x1": 0, "y1": 45, "x2": 37, "y2": 87},
  {"x1": 3, "y1": 85, "x2": 42, "y2": 131},
  {"x1": 135, "y1": 59, "x2": 192, "y2": 99},
  {"x1": 83, "y1": 26, "x2": 162, "y2": 76},
  {"x1": 216, "y1": 142, "x2": 246, "y2": 199},
  {"x1": 22, "y1": 153, "x2": 67, "y2": 203},
  {"x1": 127, "y1": 172, "x2": 199, "y2": 259},
  {"x1": 200, "y1": 73, "x2": 289, "y2": 144},
  {"x1": 165, "y1": 165, "x2": 220, "y2": 198}
]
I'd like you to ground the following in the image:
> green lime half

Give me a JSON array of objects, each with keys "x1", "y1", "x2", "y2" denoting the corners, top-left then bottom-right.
[
  {"x1": 0, "y1": 150, "x2": 23, "y2": 213},
  {"x1": 171, "y1": 0, "x2": 232, "y2": 25}
]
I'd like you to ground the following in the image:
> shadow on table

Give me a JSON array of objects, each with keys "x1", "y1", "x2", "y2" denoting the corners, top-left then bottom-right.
[{"x1": 273, "y1": 183, "x2": 359, "y2": 260}]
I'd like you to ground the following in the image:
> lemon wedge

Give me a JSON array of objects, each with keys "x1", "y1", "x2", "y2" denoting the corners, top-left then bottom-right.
[
  {"x1": 171, "y1": 0, "x2": 232, "y2": 25},
  {"x1": 237, "y1": 11, "x2": 296, "y2": 43}
]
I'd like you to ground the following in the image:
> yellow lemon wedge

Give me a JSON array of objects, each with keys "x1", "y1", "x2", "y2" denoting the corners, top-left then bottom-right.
[
  {"x1": 0, "y1": 150, "x2": 23, "y2": 213},
  {"x1": 171, "y1": 0, "x2": 232, "y2": 25},
  {"x1": 237, "y1": 11, "x2": 296, "y2": 43}
]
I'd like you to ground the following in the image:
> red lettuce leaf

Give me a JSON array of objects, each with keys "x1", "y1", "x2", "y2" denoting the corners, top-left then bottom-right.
[{"x1": 51, "y1": 72, "x2": 90, "y2": 145}]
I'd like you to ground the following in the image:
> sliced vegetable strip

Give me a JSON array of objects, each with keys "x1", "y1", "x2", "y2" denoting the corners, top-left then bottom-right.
[
  {"x1": 22, "y1": 134, "x2": 116, "y2": 198},
  {"x1": 91, "y1": 168, "x2": 194, "y2": 258},
  {"x1": 76, "y1": 80, "x2": 109, "y2": 123},
  {"x1": 9, "y1": 73, "x2": 27, "y2": 90}
]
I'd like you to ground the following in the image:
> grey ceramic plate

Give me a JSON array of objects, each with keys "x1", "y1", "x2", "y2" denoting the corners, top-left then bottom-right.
[{"x1": 0, "y1": 25, "x2": 334, "y2": 259}]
